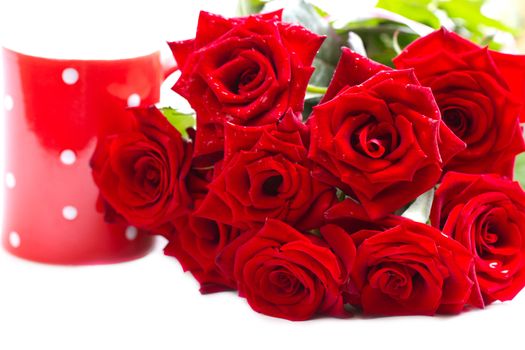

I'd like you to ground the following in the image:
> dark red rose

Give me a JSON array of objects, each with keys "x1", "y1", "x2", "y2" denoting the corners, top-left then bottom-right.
[
  {"x1": 90, "y1": 106, "x2": 192, "y2": 232},
  {"x1": 233, "y1": 219, "x2": 355, "y2": 321},
  {"x1": 164, "y1": 204, "x2": 244, "y2": 294},
  {"x1": 163, "y1": 165, "x2": 248, "y2": 294},
  {"x1": 308, "y1": 48, "x2": 465, "y2": 219},
  {"x1": 182, "y1": 164, "x2": 213, "y2": 202},
  {"x1": 324, "y1": 213, "x2": 474, "y2": 316},
  {"x1": 394, "y1": 28, "x2": 525, "y2": 176},
  {"x1": 169, "y1": 10, "x2": 324, "y2": 164},
  {"x1": 430, "y1": 172, "x2": 525, "y2": 306},
  {"x1": 195, "y1": 110, "x2": 336, "y2": 230}
]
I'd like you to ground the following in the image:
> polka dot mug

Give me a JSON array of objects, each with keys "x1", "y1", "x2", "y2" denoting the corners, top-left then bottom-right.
[{"x1": 1, "y1": 47, "x2": 173, "y2": 264}]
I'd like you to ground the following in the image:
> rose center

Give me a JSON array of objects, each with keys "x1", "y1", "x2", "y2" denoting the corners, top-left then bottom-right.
[
  {"x1": 269, "y1": 269, "x2": 301, "y2": 295},
  {"x1": 262, "y1": 175, "x2": 283, "y2": 196},
  {"x1": 352, "y1": 121, "x2": 397, "y2": 159},
  {"x1": 483, "y1": 222, "x2": 499, "y2": 244},
  {"x1": 443, "y1": 108, "x2": 469, "y2": 138},
  {"x1": 382, "y1": 272, "x2": 405, "y2": 294},
  {"x1": 477, "y1": 219, "x2": 501, "y2": 256},
  {"x1": 238, "y1": 69, "x2": 257, "y2": 89},
  {"x1": 370, "y1": 265, "x2": 413, "y2": 300},
  {"x1": 134, "y1": 157, "x2": 162, "y2": 197},
  {"x1": 146, "y1": 168, "x2": 160, "y2": 186}
]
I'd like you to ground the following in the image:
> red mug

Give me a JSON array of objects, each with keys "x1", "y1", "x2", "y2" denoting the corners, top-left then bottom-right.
[{"x1": 1, "y1": 47, "x2": 173, "y2": 264}]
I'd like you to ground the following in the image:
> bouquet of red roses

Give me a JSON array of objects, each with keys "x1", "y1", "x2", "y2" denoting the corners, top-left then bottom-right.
[{"x1": 90, "y1": 6, "x2": 525, "y2": 320}]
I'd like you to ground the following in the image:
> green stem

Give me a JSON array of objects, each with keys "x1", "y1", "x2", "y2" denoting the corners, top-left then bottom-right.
[
  {"x1": 307, "y1": 85, "x2": 328, "y2": 94},
  {"x1": 392, "y1": 29, "x2": 402, "y2": 55}
]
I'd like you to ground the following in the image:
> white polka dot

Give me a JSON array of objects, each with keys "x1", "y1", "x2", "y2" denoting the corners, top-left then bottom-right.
[
  {"x1": 127, "y1": 93, "x2": 141, "y2": 107},
  {"x1": 60, "y1": 149, "x2": 76, "y2": 165},
  {"x1": 125, "y1": 226, "x2": 138, "y2": 241},
  {"x1": 4, "y1": 95, "x2": 13, "y2": 111},
  {"x1": 62, "y1": 206, "x2": 78, "y2": 221},
  {"x1": 9, "y1": 231, "x2": 20, "y2": 248},
  {"x1": 5, "y1": 172, "x2": 16, "y2": 189},
  {"x1": 62, "y1": 68, "x2": 79, "y2": 85}
]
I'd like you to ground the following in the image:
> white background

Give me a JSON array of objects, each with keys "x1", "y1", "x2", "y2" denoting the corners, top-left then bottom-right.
[{"x1": 0, "y1": 1, "x2": 524, "y2": 349}]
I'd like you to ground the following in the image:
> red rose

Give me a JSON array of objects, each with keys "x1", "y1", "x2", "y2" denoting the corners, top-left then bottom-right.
[
  {"x1": 163, "y1": 166, "x2": 248, "y2": 294},
  {"x1": 430, "y1": 172, "x2": 525, "y2": 306},
  {"x1": 233, "y1": 219, "x2": 355, "y2": 321},
  {"x1": 164, "y1": 206, "x2": 244, "y2": 294},
  {"x1": 394, "y1": 28, "x2": 525, "y2": 176},
  {"x1": 90, "y1": 107, "x2": 192, "y2": 232},
  {"x1": 325, "y1": 214, "x2": 474, "y2": 316},
  {"x1": 195, "y1": 110, "x2": 336, "y2": 230},
  {"x1": 169, "y1": 10, "x2": 324, "y2": 164},
  {"x1": 308, "y1": 48, "x2": 465, "y2": 219}
]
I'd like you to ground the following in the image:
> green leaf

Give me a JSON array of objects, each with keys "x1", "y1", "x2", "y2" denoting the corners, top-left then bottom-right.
[
  {"x1": 159, "y1": 107, "x2": 195, "y2": 139},
  {"x1": 376, "y1": 0, "x2": 441, "y2": 29},
  {"x1": 302, "y1": 95, "x2": 321, "y2": 121},
  {"x1": 335, "y1": 13, "x2": 421, "y2": 66},
  {"x1": 515, "y1": 152, "x2": 525, "y2": 188},
  {"x1": 308, "y1": 228, "x2": 322, "y2": 237},
  {"x1": 437, "y1": 0, "x2": 518, "y2": 36},
  {"x1": 343, "y1": 23, "x2": 419, "y2": 67},
  {"x1": 374, "y1": 0, "x2": 518, "y2": 47},
  {"x1": 263, "y1": 0, "x2": 349, "y2": 87},
  {"x1": 335, "y1": 188, "x2": 346, "y2": 202},
  {"x1": 237, "y1": 0, "x2": 267, "y2": 16},
  {"x1": 311, "y1": 3, "x2": 330, "y2": 18}
]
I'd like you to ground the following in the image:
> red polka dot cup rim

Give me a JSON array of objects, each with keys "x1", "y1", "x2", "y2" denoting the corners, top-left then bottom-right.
[
  {"x1": 0, "y1": 1, "x2": 166, "y2": 61},
  {"x1": 0, "y1": 42, "x2": 165, "y2": 62}
]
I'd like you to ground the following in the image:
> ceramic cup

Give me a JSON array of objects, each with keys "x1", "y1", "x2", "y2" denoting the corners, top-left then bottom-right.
[{"x1": 1, "y1": 46, "x2": 169, "y2": 264}]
